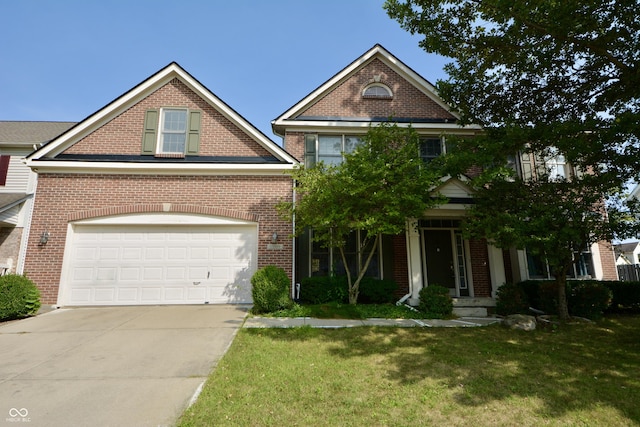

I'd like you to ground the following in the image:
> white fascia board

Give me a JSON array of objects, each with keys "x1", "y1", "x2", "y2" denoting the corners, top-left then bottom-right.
[
  {"x1": 175, "y1": 70, "x2": 298, "y2": 164},
  {"x1": 32, "y1": 64, "x2": 297, "y2": 165},
  {"x1": 26, "y1": 160, "x2": 295, "y2": 176},
  {"x1": 273, "y1": 45, "x2": 462, "y2": 125},
  {"x1": 277, "y1": 120, "x2": 482, "y2": 134}
]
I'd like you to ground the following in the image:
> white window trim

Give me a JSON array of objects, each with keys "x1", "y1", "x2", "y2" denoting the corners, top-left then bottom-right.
[
  {"x1": 362, "y1": 83, "x2": 392, "y2": 98},
  {"x1": 313, "y1": 134, "x2": 364, "y2": 165},
  {"x1": 157, "y1": 107, "x2": 188, "y2": 155}
]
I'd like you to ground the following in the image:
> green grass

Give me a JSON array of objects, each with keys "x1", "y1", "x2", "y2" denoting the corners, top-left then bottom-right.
[
  {"x1": 255, "y1": 302, "x2": 428, "y2": 319},
  {"x1": 179, "y1": 315, "x2": 640, "y2": 427}
]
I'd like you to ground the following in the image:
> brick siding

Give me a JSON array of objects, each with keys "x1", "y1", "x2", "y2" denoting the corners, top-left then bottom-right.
[
  {"x1": 469, "y1": 238, "x2": 492, "y2": 297},
  {"x1": 65, "y1": 79, "x2": 273, "y2": 158},
  {"x1": 26, "y1": 174, "x2": 293, "y2": 304},
  {"x1": 598, "y1": 240, "x2": 619, "y2": 280},
  {"x1": 391, "y1": 234, "x2": 409, "y2": 298},
  {"x1": 300, "y1": 59, "x2": 455, "y2": 121}
]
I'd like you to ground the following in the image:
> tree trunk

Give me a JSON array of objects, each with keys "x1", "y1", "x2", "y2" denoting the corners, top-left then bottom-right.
[
  {"x1": 555, "y1": 270, "x2": 570, "y2": 321},
  {"x1": 342, "y1": 234, "x2": 380, "y2": 305}
]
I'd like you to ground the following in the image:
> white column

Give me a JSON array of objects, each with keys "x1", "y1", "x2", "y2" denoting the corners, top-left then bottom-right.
[
  {"x1": 487, "y1": 244, "x2": 506, "y2": 298},
  {"x1": 406, "y1": 219, "x2": 423, "y2": 306}
]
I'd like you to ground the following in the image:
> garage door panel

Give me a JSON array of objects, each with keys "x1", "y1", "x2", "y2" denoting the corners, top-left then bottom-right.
[
  {"x1": 121, "y1": 267, "x2": 141, "y2": 280},
  {"x1": 61, "y1": 224, "x2": 257, "y2": 305},
  {"x1": 117, "y1": 288, "x2": 138, "y2": 302}
]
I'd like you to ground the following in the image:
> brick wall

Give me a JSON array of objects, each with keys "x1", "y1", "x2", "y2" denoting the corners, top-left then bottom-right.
[
  {"x1": 26, "y1": 174, "x2": 293, "y2": 304},
  {"x1": 300, "y1": 59, "x2": 455, "y2": 121},
  {"x1": 391, "y1": 234, "x2": 409, "y2": 298},
  {"x1": 65, "y1": 79, "x2": 273, "y2": 158},
  {"x1": 598, "y1": 240, "x2": 618, "y2": 280},
  {"x1": 469, "y1": 238, "x2": 492, "y2": 297}
]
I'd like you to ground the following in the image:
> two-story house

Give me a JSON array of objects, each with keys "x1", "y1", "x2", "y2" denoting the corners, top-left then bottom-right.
[
  {"x1": 273, "y1": 44, "x2": 618, "y2": 313},
  {"x1": 0, "y1": 121, "x2": 75, "y2": 275},
  {"x1": 21, "y1": 45, "x2": 617, "y2": 310}
]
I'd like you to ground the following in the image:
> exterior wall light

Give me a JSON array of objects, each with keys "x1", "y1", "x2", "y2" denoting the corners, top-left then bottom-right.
[{"x1": 39, "y1": 230, "x2": 50, "y2": 245}]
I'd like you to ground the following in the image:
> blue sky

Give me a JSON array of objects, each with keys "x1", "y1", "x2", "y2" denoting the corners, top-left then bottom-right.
[{"x1": 0, "y1": 0, "x2": 450, "y2": 140}]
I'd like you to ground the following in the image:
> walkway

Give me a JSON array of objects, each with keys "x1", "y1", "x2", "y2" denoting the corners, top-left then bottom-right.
[{"x1": 243, "y1": 316, "x2": 501, "y2": 328}]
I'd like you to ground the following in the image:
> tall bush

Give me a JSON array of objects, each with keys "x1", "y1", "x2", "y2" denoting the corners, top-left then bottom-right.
[
  {"x1": 298, "y1": 276, "x2": 348, "y2": 304},
  {"x1": 251, "y1": 266, "x2": 293, "y2": 313},
  {"x1": 418, "y1": 285, "x2": 453, "y2": 319},
  {"x1": 357, "y1": 277, "x2": 398, "y2": 304},
  {"x1": 495, "y1": 283, "x2": 530, "y2": 315},
  {"x1": 0, "y1": 274, "x2": 41, "y2": 321},
  {"x1": 568, "y1": 282, "x2": 612, "y2": 319}
]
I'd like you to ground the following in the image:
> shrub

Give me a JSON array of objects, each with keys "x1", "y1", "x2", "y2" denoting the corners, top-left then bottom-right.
[
  {"x1": 418, "y1": 285, "x2": 453, "y2": 319},
  {"x1": 358, "y1": 277, "x2": 398, "y2": 304},
  {"x1": 568, "y1": 282, "x2": 612, "y2": 319},
  {"x1": 495, "y1": 283, "x2": 530, "y2": 315},
  {"x1": 251, "y1": 266, "x2": 293, "y2": 313},
  {"x1": 602, "y1": 281, "x2": 640, "y2": 312},
  {"x1": 0, "y1": 274, "x2": 41, "y2": 321},
  {"x1": 298, "y1": 276, "x2": 348, "y2": 304}
]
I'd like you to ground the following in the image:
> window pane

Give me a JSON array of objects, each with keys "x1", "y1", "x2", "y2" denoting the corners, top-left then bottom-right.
[
  {"x1": 318, "y1": 135, "x2": 343, "y2": 165},
  {"x1": 318, "y1": 136, "x2": 343, "y2": 155},
  {"x1": 420, "y1": 138, "x2": 442, "y2": 162},
  {"x1": 162, "y1": 133, "x2": 186, "y2": 153},
  {"x1": 344, "y1": 136, "x2": 363, "y2": 154},
  {"x1": 163, "y1": 110, "x2": 187, "y2": 132}
]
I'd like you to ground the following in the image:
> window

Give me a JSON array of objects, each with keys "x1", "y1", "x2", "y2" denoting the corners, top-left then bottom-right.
[
  {"x1": 304, "y1": 134, "x2": 364, "y2": 167},
  {"x1": 543, "y1": 148, "x2": 568, "y2": 180},
  {"x1": 159, "y1": 109, "x2": 187, "y2": 154},
  {"x1": 141, "y1": 108, "x2": 201, "y2": 156},
  {"x1": 525, "y1": 247, "x2": 594, "y2": 279},
  {"x1": 0, "y1": 155, "x2": 10, "y2": 186},
  {"x1": 519, "y1": 148, "x2": 572, "y2": 181},
  {"x1": 419, "y1": 138, "x2": 443, "y2": 163},
  {"x1": 362, "y1": 84, "x2": 392, "y2": 98},
  {"x1": 310, "y1": 230, "x2": 380, "y2": 278}
]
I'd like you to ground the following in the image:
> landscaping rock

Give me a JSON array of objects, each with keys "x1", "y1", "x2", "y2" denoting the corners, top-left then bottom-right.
[{"x1": 503, "y1": 314, "x2": 536, "y2": 331}]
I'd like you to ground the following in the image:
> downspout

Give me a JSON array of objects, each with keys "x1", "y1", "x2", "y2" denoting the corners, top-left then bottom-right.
[{"x1": 291, "y1": 179, "x2": 297, "y2": 299}]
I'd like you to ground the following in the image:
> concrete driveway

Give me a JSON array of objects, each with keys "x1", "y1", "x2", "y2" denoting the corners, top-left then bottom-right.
[{"x1": 0, "y1": 305, "x2": 248, "y2": 426}]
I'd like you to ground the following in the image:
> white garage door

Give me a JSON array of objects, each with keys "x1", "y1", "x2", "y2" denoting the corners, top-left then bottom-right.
[{"x1": 60, "y1": 224, "x2": 257, "y2": 306}]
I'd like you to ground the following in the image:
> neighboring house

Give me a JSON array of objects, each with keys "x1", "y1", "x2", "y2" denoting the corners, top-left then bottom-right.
[
  {"x1": 0, "y1": 121, "x2": 75, "y2": 275},
  {"x1": 24, "y1": 63, "x2": 296, "y2": 306},
  {"x1": 614, "y1": 242, "x2": 640, "y2": 265},
  {"x1": 272, "y1": 44, "x2": 618, "y2": 312}
]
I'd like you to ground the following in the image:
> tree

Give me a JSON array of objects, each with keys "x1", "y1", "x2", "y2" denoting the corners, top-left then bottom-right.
[
  {"x1": 279, "y1": 123, "x2": 444, "y2": 304},
  {"x1": 385, "y1": 0, "x2": 640, "y2": 320}
]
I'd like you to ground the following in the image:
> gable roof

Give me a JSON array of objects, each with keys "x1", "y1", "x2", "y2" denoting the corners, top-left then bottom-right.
[
  {"x1": 272, "y1": 44, "x2": 481, "y2": 136},
  {"x1": 26, "y1": 62, "x2": 297, "y2": 175},
  {"x1": 615, "y1": 241, "x2": 640, "y2": 255},
  {"x1": 0, "y1": 121, "x2": 76, "y2": 147}
]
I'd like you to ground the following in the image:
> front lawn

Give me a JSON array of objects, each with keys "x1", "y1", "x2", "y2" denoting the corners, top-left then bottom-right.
[
  {"x1": 179, "y1": 315, "x2": 640, "y2": 426},
  {"x1": 259, "y1": 302, "x2": 427, "y2": 319}
]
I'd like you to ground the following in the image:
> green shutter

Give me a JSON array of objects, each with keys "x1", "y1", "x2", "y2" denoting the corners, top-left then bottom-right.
[
  {"x1": 141, "y1": 109, "x2": 158, "y2": 155},
  {"x1": 186, "y1": 110, "x2": 201, "y2": 155},
  {"x1": 304, "y1": 134, "x2": 317, "y2": 168},
  {"x1": 520, "y1": 152, "x2": 533, "y2": 180}
]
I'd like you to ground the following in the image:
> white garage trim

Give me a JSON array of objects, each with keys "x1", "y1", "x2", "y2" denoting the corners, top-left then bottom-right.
[{"x1": 58, "y1": 213, "x2": 258, "y2": 306}]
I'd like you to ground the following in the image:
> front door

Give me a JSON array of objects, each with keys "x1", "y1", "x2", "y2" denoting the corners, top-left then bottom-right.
[{"x1": 423, "y1": 229, "x2": 456, "y2": 295}]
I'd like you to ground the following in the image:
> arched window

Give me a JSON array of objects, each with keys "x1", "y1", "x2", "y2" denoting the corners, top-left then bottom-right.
[{"x1": 362, "y1": 83, "x2": 392, "y2": 98}]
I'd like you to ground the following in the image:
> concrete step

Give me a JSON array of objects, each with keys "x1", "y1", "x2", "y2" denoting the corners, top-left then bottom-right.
[
  {"x1": 453, "y1": 306, "x2": 488, "y2": 317},
  {"x1": 452, "y1": 297, "x2": 496, "y2": 307}
]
